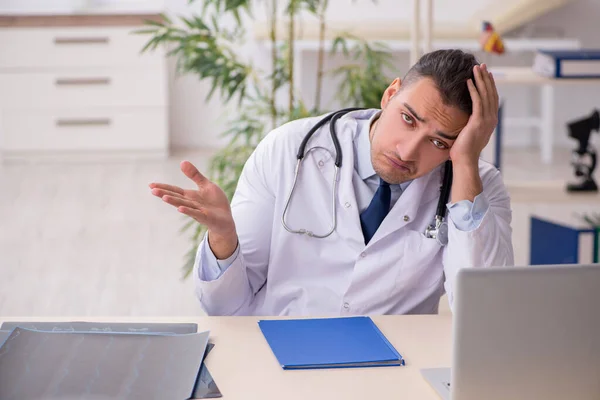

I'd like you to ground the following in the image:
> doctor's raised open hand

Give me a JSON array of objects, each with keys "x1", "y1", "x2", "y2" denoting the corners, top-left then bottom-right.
[{"x1": 149, "y1": 161, "x2": 238, "y2": 259}]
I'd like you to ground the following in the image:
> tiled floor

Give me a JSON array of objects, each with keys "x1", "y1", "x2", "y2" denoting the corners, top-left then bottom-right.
[{"x1": 1, "y1": 146, "x2": 599, "y2": 317}]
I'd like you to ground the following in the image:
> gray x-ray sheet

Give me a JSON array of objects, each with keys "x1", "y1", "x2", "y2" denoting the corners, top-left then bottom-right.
[
  {"x1": 0, "y1": 327, "x2": 209, "y2": 400},
  {"x1": 0, "y1": 321, "x2": 222, "y2": 399},
  {"x1": 193, "y1": 343, "x2": 222, "y2": 399},
  {"x1": 0, "y1": 330, "x2": 9, "y2": 346},
  {"x1": 0, "y1": 321, "x2": 198, "y2": 334}
]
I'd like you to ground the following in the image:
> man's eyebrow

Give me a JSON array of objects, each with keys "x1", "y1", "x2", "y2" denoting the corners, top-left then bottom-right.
[
  {"x1": 403, "y1": 103, "x2": 425, "y2": 122},
  {"x1": 436, "y1": 131, "x2": 458, "y2": 141},
  {"x1": 404, "y1": 102, "x2": 458, "y2": 141}
]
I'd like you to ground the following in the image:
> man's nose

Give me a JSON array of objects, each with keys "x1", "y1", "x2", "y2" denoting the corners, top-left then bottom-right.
[{"x1": 397, "y1": 134, "x2": 420, "y2": 161}]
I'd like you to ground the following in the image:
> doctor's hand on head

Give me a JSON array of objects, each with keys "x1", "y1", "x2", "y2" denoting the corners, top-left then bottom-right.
[
  {"x1": 149, "y1": 161, "x2": 238, "y2": 259},
  {"x1": 449, "y1": 63, "x2": 499, "y2": 168}
]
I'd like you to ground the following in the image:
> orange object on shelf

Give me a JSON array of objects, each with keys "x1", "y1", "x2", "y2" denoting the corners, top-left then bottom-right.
[{"x1": 480, "y1": 21, "x2": 505, "y2": 54}]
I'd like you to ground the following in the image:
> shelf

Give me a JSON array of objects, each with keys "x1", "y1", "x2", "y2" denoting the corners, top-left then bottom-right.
[
  {"x1": 257, "y1": 38, "x2": 581, "y2": 53},
  {"x1": 491, "y1": 67, "x2": 600, "y2": 85}
]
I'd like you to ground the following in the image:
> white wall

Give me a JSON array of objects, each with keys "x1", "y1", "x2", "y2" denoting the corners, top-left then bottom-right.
[
  {"x1": 162, "y1": 0, "x2": 600, "y2": 152},
  {"x1": 0, "y1": 0, "x2": 163, "y2": 13},
  {"x1": 0, "y1": 0, "x2": 75, "y2": 12},
  {"x1": 2, "y1": 0, "x2": 599, "y2": 152},
  {"x1": 165, "y1": 0, "x2": 245, "y2": 149}
]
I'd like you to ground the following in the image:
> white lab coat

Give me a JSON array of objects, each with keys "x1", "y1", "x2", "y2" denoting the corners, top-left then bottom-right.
[{"x1": 193, "y1": 110, "x2": 514, "y2": 316}]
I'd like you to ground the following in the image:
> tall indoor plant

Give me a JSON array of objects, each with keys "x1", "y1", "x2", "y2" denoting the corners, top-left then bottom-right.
[{"x1": 138, "y1": 0, "x2": 394, "y2": 278}]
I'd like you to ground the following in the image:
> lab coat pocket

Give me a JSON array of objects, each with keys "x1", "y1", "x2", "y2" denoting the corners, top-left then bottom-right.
[{"x1": 396, "y1": 230, "x2": 444, "y2": 290}]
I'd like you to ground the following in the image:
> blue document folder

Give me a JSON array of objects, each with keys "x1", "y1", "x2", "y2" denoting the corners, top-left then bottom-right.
[
  {"x1": 258, "y1": 316, "x2": 405, "y2": 369},
  {"x1": 533, "y1": 49, "x2": 600, "y2": 78}
]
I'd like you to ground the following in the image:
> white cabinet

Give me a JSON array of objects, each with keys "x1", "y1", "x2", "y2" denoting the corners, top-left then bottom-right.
[{"x1": 0, "y1": 14, "x2": 169, "y2": 161}]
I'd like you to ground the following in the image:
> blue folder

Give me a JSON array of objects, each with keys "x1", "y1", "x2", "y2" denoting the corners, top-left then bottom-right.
[
  {"x1": 534, "y1": 49, "x2": 600, "y2": 78},
  {"x1": 258, "y1": 316, "x2": 405, "y2": 369}
]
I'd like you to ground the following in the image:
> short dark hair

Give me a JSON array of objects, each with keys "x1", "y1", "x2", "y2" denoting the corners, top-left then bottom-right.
[{"x1": 401, "y1": 49, "x2": 479, "y2": 115}]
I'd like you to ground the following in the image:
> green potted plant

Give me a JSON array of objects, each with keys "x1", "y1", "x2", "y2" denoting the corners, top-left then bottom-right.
[{"x1": 137, "y1": 0, "x2": 394, "y2": 278}]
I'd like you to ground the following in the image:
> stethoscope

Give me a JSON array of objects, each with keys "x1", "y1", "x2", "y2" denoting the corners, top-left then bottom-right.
[{"x1": 281, "y1": 107, "x2": 453, "y2": 246}]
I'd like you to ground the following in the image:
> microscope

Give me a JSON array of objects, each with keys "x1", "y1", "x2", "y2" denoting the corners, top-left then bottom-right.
[{"x1": 566, "y1": 109, "x2": 599, "y2": 192}]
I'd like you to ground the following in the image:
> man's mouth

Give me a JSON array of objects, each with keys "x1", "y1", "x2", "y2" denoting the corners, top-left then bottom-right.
[{"x1": 385, "y1": 155, "x2": 412, "y2": 172}]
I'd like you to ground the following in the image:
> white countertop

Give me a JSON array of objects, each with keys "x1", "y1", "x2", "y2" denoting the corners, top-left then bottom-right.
[{"x1": 0, "y1": 0, "x2": 164, "y2": 16}]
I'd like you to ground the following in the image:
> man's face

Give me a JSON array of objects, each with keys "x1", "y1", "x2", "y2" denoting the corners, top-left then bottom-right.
[{"x1": 369, "y1": 77, "x2": 470, "y2": 184}]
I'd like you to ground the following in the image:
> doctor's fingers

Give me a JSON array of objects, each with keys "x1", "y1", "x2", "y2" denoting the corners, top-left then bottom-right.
[
  {"x1": 473, "y1": 65, "x2": 490, "y2": 116},
  {"x1": 177, "y1": 206, "x2": 211, "y2": 225},
  {"x1": 151, "y1": 188, "x2": 185, "y2": 201},
  {"x1": 148, "y1": 182, "x2": 185, "y2": 195},
  {"x1": 180, "y1": 160, "x2": 209, "y2": 187},
  {"x1": 480, "y1": 65, "x2": 496, "y2": 115},
  {"x1": 161, "y1": 195, "x2": 203, "y2": 212},
  {"x1": 466, "y1": 79, "x2": 482, "y2": 119}
]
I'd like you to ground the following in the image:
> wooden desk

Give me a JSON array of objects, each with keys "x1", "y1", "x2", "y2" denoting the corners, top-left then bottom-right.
[{"x1": 0, "y1": 315, "x2": 452, "y2": 400}]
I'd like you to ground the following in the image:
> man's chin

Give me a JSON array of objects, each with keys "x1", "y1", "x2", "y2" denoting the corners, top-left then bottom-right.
[{"x1": 377, "y1": 169, "x2": 416, "y2": 185}]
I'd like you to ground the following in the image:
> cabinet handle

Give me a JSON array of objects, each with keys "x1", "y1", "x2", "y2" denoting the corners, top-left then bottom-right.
[
  {"x1": 55, "y1": 78, "x2": 111, "y2": 86},
  {"x1": 56, "y1": 118, "x2": 111, "y2": 127},
  {"x1": 54, "y1": 37, "x2": 109, "y2": 45}
]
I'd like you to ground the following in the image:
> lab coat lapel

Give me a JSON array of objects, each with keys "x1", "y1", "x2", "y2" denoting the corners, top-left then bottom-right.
[{"x1": 313, "y1": 117, "x2": 365, "y2": 252}]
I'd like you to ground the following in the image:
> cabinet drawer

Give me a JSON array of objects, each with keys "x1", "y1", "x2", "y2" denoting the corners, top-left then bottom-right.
[
  {"x1": 0, "y1": 27, "x2": 163, "y2": 69},
  {"x1": 0, "y1": 69, "x2": 167, "y2": 109},
  {"x1": 1, "y1": 108, "x2": 168, "y2": 151}
]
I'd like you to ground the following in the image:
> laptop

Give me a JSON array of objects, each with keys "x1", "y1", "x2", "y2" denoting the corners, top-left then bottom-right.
[{"x1": 422, "y1": 264, "x2": 600, "y2": 400}]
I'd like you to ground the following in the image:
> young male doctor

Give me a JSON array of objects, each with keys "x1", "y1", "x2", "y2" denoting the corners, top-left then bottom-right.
[{"x1": 150, "y1": 49, "x2": 514, "y2": 316}]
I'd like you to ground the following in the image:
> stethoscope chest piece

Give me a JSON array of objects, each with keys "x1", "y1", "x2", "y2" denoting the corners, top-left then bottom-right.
[
  {"x1": 423, "y1": 160, "x2": 453, "y2": 246},
  {"x1": 425, "y1": 216, "x2": 449, "y2": 246},
  {"x1": 435, "y1": 221, "x2": 449, "y2": 246}
]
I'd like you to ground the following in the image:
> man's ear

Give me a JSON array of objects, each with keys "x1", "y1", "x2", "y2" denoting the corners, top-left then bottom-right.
[{"x1": 380, "y1": 78, "x2": 402, "y2": 109}]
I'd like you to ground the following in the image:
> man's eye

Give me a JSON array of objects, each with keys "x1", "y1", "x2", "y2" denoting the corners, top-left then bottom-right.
[
  {"x1": 401, "y1": 113, "x2": 413, "y2": 125},
  {"x1": 432, "y1": 139, "x2": 447, "y2": 149}
]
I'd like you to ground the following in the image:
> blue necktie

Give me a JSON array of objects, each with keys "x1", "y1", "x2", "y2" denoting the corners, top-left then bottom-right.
[{"x1": 360, "y1": 178, "x2": 391, "y2": 245}]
